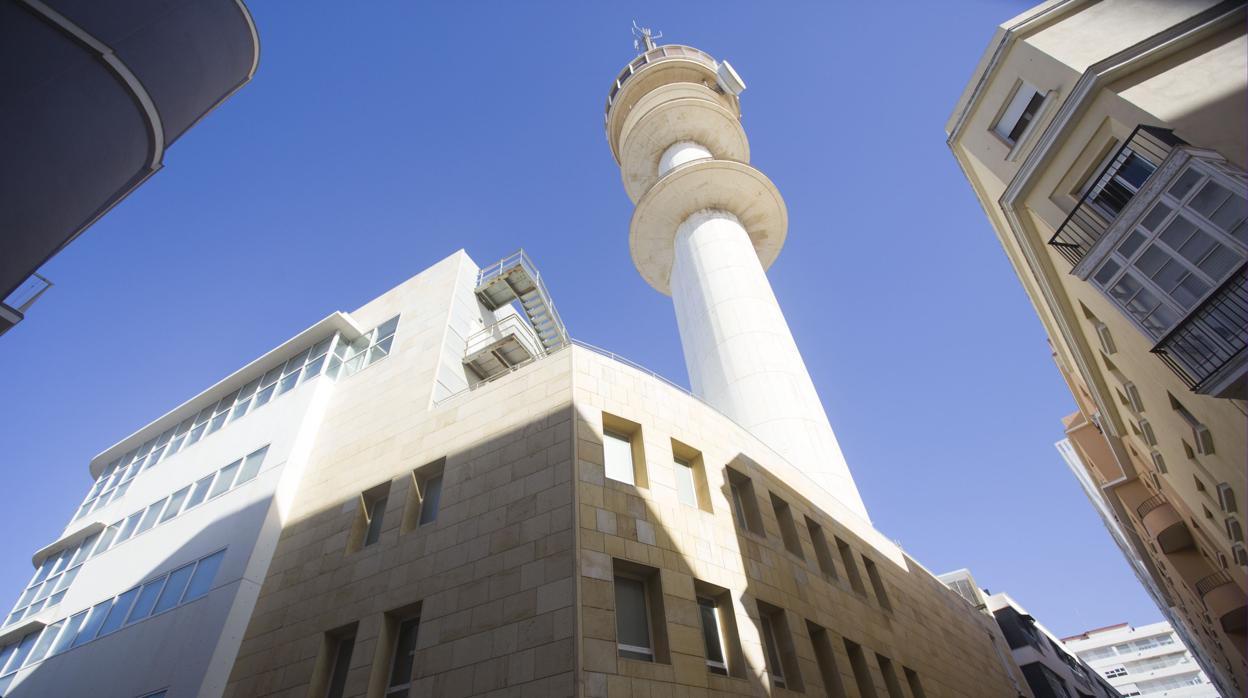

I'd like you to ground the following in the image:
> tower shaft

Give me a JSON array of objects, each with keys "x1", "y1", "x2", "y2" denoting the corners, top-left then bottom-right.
[{"x1": 605, "y1": 40, "x2": 870, "y2": 521}]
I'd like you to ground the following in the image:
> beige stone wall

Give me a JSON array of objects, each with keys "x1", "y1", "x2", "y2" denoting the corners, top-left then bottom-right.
[
  {"x1": 571, "y1": 347, "x2": 1026, "y2": 698},
  {"x1": 222, "y1": 286, "x2": 1030, "y2": 698},
  {"x1": 947, "y1": 0, "x2": 1248, "y2": 691}
]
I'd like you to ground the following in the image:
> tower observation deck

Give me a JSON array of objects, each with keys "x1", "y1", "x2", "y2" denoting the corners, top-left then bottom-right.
[{"x1": 605, "y1": 30, "x2": 870, "y2": 522}]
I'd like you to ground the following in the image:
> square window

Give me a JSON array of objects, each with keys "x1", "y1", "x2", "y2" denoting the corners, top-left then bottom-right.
[
  {"x1": 602, "y1": 413, "x2": 646, "y2": 487},
  {"x1": 993, "y1": 81, "x2": 1045, "y2": 144}
]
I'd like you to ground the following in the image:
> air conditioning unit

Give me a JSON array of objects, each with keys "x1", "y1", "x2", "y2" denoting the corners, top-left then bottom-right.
[
  {"x1": 1193, "y1": 425, "x2": 1215, "y2": 455},
  {"x1": 1225, "y1": 516, "x2": 1244, "y2": 543},
  {"x1": 1124, "y1": 382, "x2": 1144, "y2": 413},
  {"x1": 1140, "y1": 419, "x2": 1157, "y2": 447},
  {"x1": 1233, "y1": 542, "x2": 1248, "y2": 568},
  {"x1": 1150, "y1": 450, "x2": 1167, "y2": 474},
  {"x1": 1095, "y1": 321, "x2": 1116, "y2": 355},
  {"x1": 1218, "y1": 483, "x2": 1238, "y2": 514},
  {"x1": 715, "y1": 59, "x2": 746, "y2": 96}
]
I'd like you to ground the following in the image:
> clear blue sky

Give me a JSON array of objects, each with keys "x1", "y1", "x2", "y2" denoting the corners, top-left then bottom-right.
[{"x1": 0, "y1": 2, "x2": 1162, "y2": 638}]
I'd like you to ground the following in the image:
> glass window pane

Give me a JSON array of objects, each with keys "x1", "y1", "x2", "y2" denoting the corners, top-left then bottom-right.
[
  {"x1": 387, "y1": 618, "x2": 421, "y2": 690},
  {"x1": 5, "y1": 632, "x2": 39, "y2": 673},
  {"x1": 326, "y1": 634, "x2": 355, "y2": 698},
  {"x1": 364, "y1": 495, "x2": 387, "y2": 547},
  {"x1": 1190, "y1": 180, "x2": 1232, "y2": 219},
  {"x1": 760, "y1": 615, "x2": 785, "y2": 682},
  {"x1": 419, "y1": 475, "x2": 442, "y2": 526},
  {"x1": 604, "y1": 432, "x2": 635, "y2": 485},
  {"x1": 50, "y1": 611, "x2": 87, "y2": 655},
  {"x1": 1169, "y1": 168, "x2": 1203, "y2": 200},
  {"x1": 1197, "y1": 244, "x2": 1240, "y2": 281},
  {"x1": 182, "y1": 550, "x2": 226, "y2": 603},
  {"x1": 235, "y1": 447, "x2": 268, "y2": 486},
  {"x1": 126, "y1": 577, "x2": 167, "y2": 625},
  {"x1": 209, "y1": 461, "x2": 241, "y2": 499},
  {"x1": 71, "y1": 601, "x2": 113, "y2": 647},
  {"x1": 698, "y1": 598, "x2": 726, "y2": 667},
  {"x1": 136, "y1": 498, "x2": 167, "y2": 535},
  {"x1": 1140, "y1": 202, "x2": 1172, "y2": 232},
  {"x1": 1209, "y1": 190, "x2": 1248, "y2": 233},
  {"x1": 303, "y1": 354, "x2": 327, "y2": 379},
  {"x1": 152, "y1": 563, "x2": 195, "y2": 615},
  {"x1": 25, "y1": 621, "x2": 61, "y2": 667},
  {"x1": 614, "y1": 577, "x2": 651, "y2": 654},
  {"x1": 675, "y1": 460, "x2": 697, "y2": 508},
  {"x1": 1159, "y1": 215, "x2": 1197, "y2": 251},
  {"x1": 96, "y1": 587, "x2": 140, "y2": 637},
  {"x1": 185, "y1": 474, "x2": 215, "y2": 510},
  {"x1": 116, "y1": 511, "x2": 143, "y2": 544},
  {"x1": 376, "y1": 316, "x2": 399, "y2": 339},
  {"x1": 161, "y1": 486, "x2": 191, "y2": 523},
  {"x1": 1093, "y1": 258, "x2": 1121, "y2": 287},
  {"x1": 1175, "y1": 227, "x2": 1217, "y2": 266},
  {"x1": 92, "y1": 524, "x2": 119, "y2": 559},
  {"x1": 52, "y1": 566, "x2": 79, "y2": 594},
  {"x1": 1171, "y1": 273, "x2": 1209, "y2": 309},
  {"x1": 1117, "y1": 229, "x2": 1148, "y2": 258}
]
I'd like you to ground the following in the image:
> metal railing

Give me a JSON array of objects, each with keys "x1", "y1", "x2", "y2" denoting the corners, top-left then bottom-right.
[
  {"x1": 1136, "y1": 493, "x2": 1169, "y2": 520},
  {"x1": 604, "y1": 44, "x2": 717, "y2": 120},
  {"x1": 1048, "y1": 125, "x2": 1186, "y2": 267},
  {"x1": 1153, "y1": 266, "x2": 1248, "y2": 392},
  {"x1": 464, "y1": 313, "x2": 542, "y2": 360},
  {"x1": 1194, "y1": 569, "x2": 1234, "y2": 598},
  {"x1": 2, "y1": 273, "x2": 53, "y2": 314},
  {"x1": 475, "y1": 249, "x2": 569, "y2": 350}
]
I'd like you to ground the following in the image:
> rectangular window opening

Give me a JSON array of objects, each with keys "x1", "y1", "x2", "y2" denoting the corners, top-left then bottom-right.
[
  {"x1": 726, "y1": 466, "x2": 765, "y2": 536},
  {"x1": 836, "y1": 537, "x2": 867, "y2": 595},
  {"x1": 876, "y1": 653, "x2": 905, "y2": 698},
  {"x1": 613, "y1": 559, "x2": 669, "y2": 664},
  {"x1": 694, "y1": 579, "x2": 744, "y2": 678},
  {"x1": 844, "y1": 639, "x2": 879, "y2": 698},
  {"x1": 313, "y1": 622, "x2": 358, "y2": 698},
  {"x1": 671, "y1": 439, "x2": 712, "y2": 513},
  {"x1": 756, "y1": 601, "x2": 802, "y2": 691},
  {"x1": 602, "y1": 413, "x2": 647, "y2": 488},
  {"x1": 806, "y1": 620, "x2": 849, "y2": 698},
  {"x1": 862, "y1": 557, "x2": 893, "y2": 611},
  {"x1": 402, "y1": 458, "x2": 446, "y2": 532},
  {"x1": 806, "y1": 517, "x2": 839, "y2": 580},
  {"x1": 770, "y1": 493, "x2": 805, "y2": 559}
]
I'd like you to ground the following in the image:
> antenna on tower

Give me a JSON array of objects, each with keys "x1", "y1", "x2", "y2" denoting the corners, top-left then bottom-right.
[{"x1": 631, "y1": 20, "x2": 661, "y2": 53}]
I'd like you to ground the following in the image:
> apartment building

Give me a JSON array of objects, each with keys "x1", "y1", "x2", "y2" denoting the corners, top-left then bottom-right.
[
  {"x1": 940, "y1": 570, "x2": 1122, "y2": 698},
  {"x1": 947, "y1": 1, "x2": 1247, "y2": 692},
  {"x1": 1064, "y1": 621, "x2": 1219, "y2": 697},
  {"x1": 0, "y1": 0, "x2": 259, "y2": 335},
  {"x1": 2, "y1": 30, "x2": 1036, "y2": 698}
]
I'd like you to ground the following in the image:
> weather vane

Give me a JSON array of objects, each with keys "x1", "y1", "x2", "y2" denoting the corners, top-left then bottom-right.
[{"x1": 632, "y1": 20, "x2": 661, "y2": 53}]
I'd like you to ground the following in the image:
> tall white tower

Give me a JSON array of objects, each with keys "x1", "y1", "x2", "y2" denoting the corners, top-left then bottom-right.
[{"x1": 605, "y1": 29, "x2": 870, "y2": 521}]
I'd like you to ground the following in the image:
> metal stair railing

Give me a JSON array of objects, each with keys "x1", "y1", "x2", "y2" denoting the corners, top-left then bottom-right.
[{"x1": 474, "y1": 250, "x2": 569, "y2": 353}]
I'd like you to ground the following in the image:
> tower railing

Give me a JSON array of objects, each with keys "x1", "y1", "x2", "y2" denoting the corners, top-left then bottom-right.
[{"x1": 604, "y1": 44, "x2": 717, "y2": 122}]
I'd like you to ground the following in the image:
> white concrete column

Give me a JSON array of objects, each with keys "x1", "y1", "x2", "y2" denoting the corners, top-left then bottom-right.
[
  {"x1": 670, "y1": 209, "x2": 869, "y2": 521},
  {"x1": 658, "y1": 141, "x2": 712, "y2": 176}
]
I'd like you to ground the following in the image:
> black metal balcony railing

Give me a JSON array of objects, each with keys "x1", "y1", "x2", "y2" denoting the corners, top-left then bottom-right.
[
  {"x1": 1048, "y1": 125, "x2": 1187, "y2": 267},
  {"x1": 1194, "y1": 569, "x2": 1234, "y2": 598},
  {"x1": 1136, "y1": 493, "x2": 1168, "y2": 520},
  {"x1": 1153, "y1": 266, "x2": 1248, "y2": 391}
]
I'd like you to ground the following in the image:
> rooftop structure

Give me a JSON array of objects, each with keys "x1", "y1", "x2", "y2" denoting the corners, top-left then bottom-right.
[{"x1": 1064, "y1": 620, "x2": 1220, "y2": 697}]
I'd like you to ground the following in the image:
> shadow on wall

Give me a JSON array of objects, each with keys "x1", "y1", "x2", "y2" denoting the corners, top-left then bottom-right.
[
  {"x1": 575, "y1": 402, "x2": 1028, "y2": 698},
  {"x1": 221, "y1": 406, "x2": 580, "y2": 698},
  {"x1": 5, "y1": 497, "x2": 275, "y2": 698}
]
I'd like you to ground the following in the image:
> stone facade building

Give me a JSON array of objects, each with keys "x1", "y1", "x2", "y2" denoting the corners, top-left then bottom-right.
[
  {"x1": 947, "y1": 1, "x2": 1247, "y2": 692},
  {"x1": 2, "y1": 30, "x2": 1034, "y2": 698}
]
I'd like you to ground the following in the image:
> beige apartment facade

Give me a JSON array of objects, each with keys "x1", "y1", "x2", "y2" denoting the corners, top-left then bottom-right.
[
  {"x1": 220, "y1": 251, "x2": 1031, "y2": 697},
  {"x1": 947, "y1": 0, "x2": 1247, "y2": 693}
]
